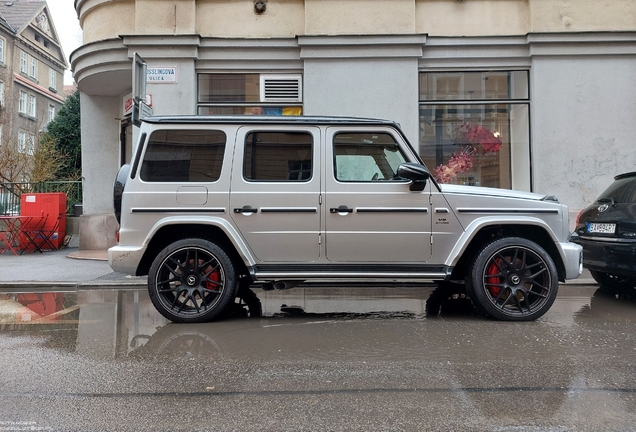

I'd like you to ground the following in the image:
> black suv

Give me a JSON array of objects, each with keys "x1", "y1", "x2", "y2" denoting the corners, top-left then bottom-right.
[{"x1": 573, "y1": 172, "x2": 636, "y2": 293}]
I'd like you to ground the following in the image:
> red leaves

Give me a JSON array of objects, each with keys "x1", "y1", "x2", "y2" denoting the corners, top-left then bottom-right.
[{"x1": 433, "y1": 123, "x2": 502, "y2": 183}]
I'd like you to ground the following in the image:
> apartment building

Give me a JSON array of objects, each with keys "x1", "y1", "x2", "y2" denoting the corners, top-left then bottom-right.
[
  {"x1": 71, "y1": 0, "x2": 636, "y2": 250},
  {"x1": 0, "y1": 0, "x2": 65, "y2": 169}
]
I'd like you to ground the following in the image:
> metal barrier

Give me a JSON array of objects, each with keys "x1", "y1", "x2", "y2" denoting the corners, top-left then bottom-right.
[{"x1": 0, "y1": 181, "x2": 82, "y2": 216}]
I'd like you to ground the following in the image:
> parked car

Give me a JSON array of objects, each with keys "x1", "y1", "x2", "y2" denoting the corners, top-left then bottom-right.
[
  {"x1": 109, "y1": 115, "x2": 582, "y2": 323},
  {"x1": 572, "y1": 172, "x2": 636, "y2": 294}
]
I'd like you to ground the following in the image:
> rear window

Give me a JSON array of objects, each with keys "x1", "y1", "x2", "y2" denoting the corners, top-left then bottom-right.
[
  {"x1": 598, "y1": 175, "x2": 636, "y2": 204},
  {"x1": 140, "y1": 130, "x2": 226, "y2": 182}
]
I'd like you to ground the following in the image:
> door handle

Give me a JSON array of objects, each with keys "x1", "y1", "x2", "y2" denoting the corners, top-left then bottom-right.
[
  {"x1": 233, "y1": 205, "x2": 258, "y2": 214},
  {"x1": 329, "y1": 205, "x2": 353, "y2": 214}
]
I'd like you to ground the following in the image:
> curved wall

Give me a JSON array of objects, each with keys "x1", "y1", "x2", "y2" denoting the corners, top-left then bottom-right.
[{"x1": 76, "y1": 0, "x2": 636, "y2": 42}]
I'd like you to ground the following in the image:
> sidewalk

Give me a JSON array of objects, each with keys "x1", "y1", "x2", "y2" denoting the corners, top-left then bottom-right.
[
  {"x1": 0, "y1": 246, "x2": 596, "y2": 291},
  {"x1": 0, "y1": 247, "x2": 146, "y2": 290}
]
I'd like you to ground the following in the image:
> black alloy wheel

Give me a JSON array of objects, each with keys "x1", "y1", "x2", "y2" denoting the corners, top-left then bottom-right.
[
  {"x1": 148, "y1": 239, "x2": 238, "y2": 323},
  {"x1": 466, "y1": 237, "x2": 559, "y2": 321}
]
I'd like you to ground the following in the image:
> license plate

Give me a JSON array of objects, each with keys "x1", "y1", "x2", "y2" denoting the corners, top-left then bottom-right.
[{"x1": 587, "y1": 223, "x2": 616, "y2": 234}]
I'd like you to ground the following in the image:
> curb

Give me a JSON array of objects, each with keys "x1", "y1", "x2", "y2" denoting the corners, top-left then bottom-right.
[
  {"x1": 0, "y1": 278, "x2": 598, "y2": 292},
  {"x1": 0, "y1": 278, "x2": 147, "y2": 292}
]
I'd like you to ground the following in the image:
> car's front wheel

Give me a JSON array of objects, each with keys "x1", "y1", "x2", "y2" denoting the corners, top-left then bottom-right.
[
  {"x1": 465, "y1": 237, "x2": 559, "y2": 321},
  {"x1": 148, "y1": 239, "x2": 238, "y2": 323},
  {"x1": 590, "y1": 270, "x2": 636, "y2": 295}
]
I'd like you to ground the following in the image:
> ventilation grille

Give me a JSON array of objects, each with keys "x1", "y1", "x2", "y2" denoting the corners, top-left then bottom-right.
[{"x1": 260, "y1": 74, "x2": 302, "y2": 103}]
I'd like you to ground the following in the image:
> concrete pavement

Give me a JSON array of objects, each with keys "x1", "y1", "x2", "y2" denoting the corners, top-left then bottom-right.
[
  {"x1": 0, "y1": 246, "x2": 596, "y2": 290},
  {"x1": 0, "y1": 247, "x2": 146, "y2": 290}
]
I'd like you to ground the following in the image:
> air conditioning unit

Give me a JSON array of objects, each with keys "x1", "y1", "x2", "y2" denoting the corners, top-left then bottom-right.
[{"x1": 260, "y1": 74, "x2": 302, "y2": 103}]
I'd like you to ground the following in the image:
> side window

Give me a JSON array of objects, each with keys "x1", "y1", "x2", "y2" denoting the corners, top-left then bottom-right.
[
  {"x1": 333, "y1": 132, "x2": 407, "y2": 181},
  {"x1": 140, "y1": 130, "x2": 226, "y2": 182},
  {"x1": 244, "y1": 131, "x2": 313, "y2": 181}
]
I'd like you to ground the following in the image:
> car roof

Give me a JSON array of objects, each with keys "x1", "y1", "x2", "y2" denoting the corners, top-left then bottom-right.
[
  {"x1": 614, "y1": 171, "x2": 636, "y2": 181},
  {"x1": 143, "y1": 115, "x2": 401, "y2": 128}
]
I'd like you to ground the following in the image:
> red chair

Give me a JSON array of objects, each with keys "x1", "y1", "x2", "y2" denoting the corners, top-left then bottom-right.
[
  {"x1": 19, "y1": 210, "x2": 48, "y2": 254},
  {"x1": 38, "y1": 213, "x2": 63, "y2": 251}
]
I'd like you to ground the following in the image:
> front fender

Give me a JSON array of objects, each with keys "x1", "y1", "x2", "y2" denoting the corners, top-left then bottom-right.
[{"x1": 445, "y1": 216, "x2": 564, "y2": 268}]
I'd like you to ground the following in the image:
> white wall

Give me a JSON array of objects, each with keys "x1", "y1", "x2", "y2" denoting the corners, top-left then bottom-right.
[
  {"x1": 146, "y1": 59, "x2": 197, "y2": 116},
  {"x1": 80, "y1": 93, "x2": 121, "y2": 214},
  {"x1": 303, "y1": 58, "x2": 421, "y2": 147},
  {"x1": 531, "y1": 56, "x2": 636, "y2": 211}
]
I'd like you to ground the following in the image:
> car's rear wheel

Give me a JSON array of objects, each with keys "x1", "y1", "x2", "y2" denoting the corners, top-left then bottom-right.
[
  {"x1": 590, "y1": 270, "x2": 636, "y2": 294},
  {"x1": 465, "y1": 237, "x2": 559, "y2": 321},
  {"x1": 148, "y1": 239, "x2": 238, "y2": 323}
]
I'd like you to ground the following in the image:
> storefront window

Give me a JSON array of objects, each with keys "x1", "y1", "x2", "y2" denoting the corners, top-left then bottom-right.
[
  {"x1": 198, "y1": 74, "x2": 303, "y2": 116},
  {"x1": 419, "y1": 71, "x2": 530, "y2": 191}
]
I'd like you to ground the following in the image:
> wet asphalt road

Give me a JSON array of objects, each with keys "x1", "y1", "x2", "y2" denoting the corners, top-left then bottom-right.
[{"x1": 0, "y1": 284, "x2": 635, "y2": 432}]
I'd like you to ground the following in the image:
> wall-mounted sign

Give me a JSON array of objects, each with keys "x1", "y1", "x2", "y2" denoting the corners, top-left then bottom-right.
[
  {"x1": 147, "y1": 67, "x2": 177, "y2": 83},
  {"x1": 123, "y1": 93, "x2": 152, "y2": 116}
]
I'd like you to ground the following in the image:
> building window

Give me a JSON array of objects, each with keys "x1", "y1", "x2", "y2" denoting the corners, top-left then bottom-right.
[
  {"x1": 48, "y1": 104, "x2": 55, "y2": 122},
  {"x1": 20, "y1": 51, "x2": 27, "y2": 74},
  {"x1": 19, "y1": 90, "x2": 27, "y2": 113},
  {"x1": 29, "y1": 56, "x2": 37, "y2": 78},
  {"x1": 0, "y1": 38, "x2": 4, "y2": 63},
  {"x1": 18, "y1": 131, "x2": 27, "y2": 153},
  {"x1": 49, "y1": 68, "x2": 56, "y2": 90},
  {"x1": 28, "y1": 95, "x2": 36, "y2": 117},
  {"x1": 418, "y1": 71, "x2": 531, "y2": 191},
  {"x1": 197, "y1": 74, "x2": 303, "y2": 116},
  {"x1": 28, "y1": 134, "x2": 36, "y2": 155}
]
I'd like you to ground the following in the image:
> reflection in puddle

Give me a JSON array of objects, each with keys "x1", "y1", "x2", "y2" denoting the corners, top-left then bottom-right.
[{"x1": 2, "y1": 284, "x2": 635, "y2": 361}]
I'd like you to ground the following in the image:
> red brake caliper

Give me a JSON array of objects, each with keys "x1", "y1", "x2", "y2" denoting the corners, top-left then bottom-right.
[
  {"x1": 486, "y1": 258, "x2": 502, "y2": 297},
  {"x1": 205, "y1": 268, "x2": 220, "y2": 291}
]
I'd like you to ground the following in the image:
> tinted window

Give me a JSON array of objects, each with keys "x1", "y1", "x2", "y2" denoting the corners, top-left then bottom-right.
[
  {"x1": 599, "y1": 175, "x2": 636, "y2": 204},
  {"x1": 140, "y1": 130, "x2": 226, "y2": 182},
  {"x1": 244, "y1": 131, "x2": 313, "y2": 181},
  {"x1": 333, "y1": 133, "x2": 407, "y2": 181}
]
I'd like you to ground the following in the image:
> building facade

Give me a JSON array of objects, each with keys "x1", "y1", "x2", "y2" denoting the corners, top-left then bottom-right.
[
  {"x1": 71, "y1": 0, "x2": 636, "y2": 250},
  {"x1": 0, "y1": 0, "x2": 66, "y2": 172}
]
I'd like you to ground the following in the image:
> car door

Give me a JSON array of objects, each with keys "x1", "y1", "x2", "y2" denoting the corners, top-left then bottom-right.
[
  {"x1": 230, "y1": 126, "x2": 321, "y2": 262},
  {"x1": 324, "y1": 127, "x2": 432, "y2": 263}
]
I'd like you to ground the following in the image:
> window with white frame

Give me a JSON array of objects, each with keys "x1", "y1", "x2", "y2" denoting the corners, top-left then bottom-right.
[
  {"x1": 49, "y1": 68, "x2": 56, "y2": 90},
  {"x1": 48, "y1": 104, "x2": 55, "y2": 122},
  {"x1": 419, "y1": 71, "x2": 531, "y2": 191},
  {"x1": 19, "y1": 90, "x2": 27, "y2": 113},
  {"x1": 29, "y1": 56, "x2": 37, "y2": 78},
  {"x1": 0, "y1": 38, "x2": 4, "y2": 64},
  {"x1": 28, "y1": 134, "x2": 36, "y2": 155},
  {"x1": 28, "y1": 95, "x2": 36, "y2": 117},
  {"x1": 197, "y1": 73, "x2": 303, "y2": 116},
  {"x1": 20, "y1": 51, "x2": 27, "y2": 74},
  {"x1": 18, "y1": 131, "x2": 27, "y2": 153}
]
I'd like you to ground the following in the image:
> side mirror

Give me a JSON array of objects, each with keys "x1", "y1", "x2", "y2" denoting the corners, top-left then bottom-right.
[{"x1": 397, "y1": 163, "x2": 431, "y2": 191}]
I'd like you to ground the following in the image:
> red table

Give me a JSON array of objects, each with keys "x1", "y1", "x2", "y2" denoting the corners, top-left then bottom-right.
[{"x1": 0, "y1": 215, "x2": 43, "y2": 255}]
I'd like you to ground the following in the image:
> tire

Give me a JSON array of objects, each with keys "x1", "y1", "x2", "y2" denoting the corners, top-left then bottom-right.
[
  {"x1": 591, "y1": 270, "x2": 636, "y2": 295},
  {"x1": 148, "y1": 239, "x2": 239, "y2": 323},
  {"x1": 465, "y1": 237, "x2": 559, "y2": 321}
]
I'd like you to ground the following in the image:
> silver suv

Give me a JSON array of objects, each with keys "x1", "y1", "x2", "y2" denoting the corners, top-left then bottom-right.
[{"x1": 109, "y1": 116, "x2": 582, "y2": 323}]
